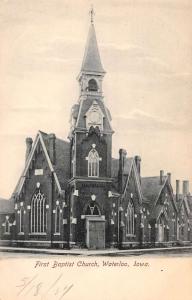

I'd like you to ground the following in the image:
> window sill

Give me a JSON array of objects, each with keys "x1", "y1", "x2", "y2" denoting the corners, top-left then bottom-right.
[
  {"x1": 4, "y1": 233, "x2": 10, "y2": 235},
  {"x1": 54, "y1": 233, "x2": 61, "y2": 236},
  {"x1": 29, "y1": 233, "x2": 47, "y2": 236},
  {"x1": 126, "y1": 234, "x2": 136, "y2": 238},
  {"x1": 18, "y1": 232, "x2": 24, "y2": 235}
]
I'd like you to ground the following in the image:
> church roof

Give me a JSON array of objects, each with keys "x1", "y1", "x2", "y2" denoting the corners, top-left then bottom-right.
[
  {"x1": 12, "y1": 131, "x2": 70, "y2": 198},
  {"x1": 187, "y1": 195, "x2": 192, "y2": 212},
  {"x1": 175, "y1": 194, "x2": 191, "y2": 216},
  {"x1": 150, "y1": 204, "x2": 165, "y2": 220},
  {"x1": 111, "y1": 157, "x2": 133, "y2": 179},
  {"x1": 41, "y1": 133, "x2": 71, "y2": 190},
  {"x1": 141, "y1": 176, "x2": 178, "y2": 218},
  {"x1": 81, "y1": 24, "x2": 105, "y2": 74},
  {"x1": 141, "y1": 176, "x2": 166, "y2": 206},
  {"x1": 121, "y1": 157, "x2": 143, "y2": 205},
  {"x1": 124, "y1": 158, "x2": 133, "y2": 175},
  {"x1": 0, "y1": 198, "x2": 14, "y2": 214},
  {"x1": 111, "y1": 158, "x2": 119, "y2": 178}
]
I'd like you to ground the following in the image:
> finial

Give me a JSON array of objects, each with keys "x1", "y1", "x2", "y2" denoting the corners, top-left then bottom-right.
[{"x1": 89, "y1": 5, "x2": 95, "y2": 24}]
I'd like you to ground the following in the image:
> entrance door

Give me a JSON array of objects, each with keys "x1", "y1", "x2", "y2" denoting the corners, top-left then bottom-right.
[{"x1": 86, "y1": 218, "x2": 105, "y2": 249}]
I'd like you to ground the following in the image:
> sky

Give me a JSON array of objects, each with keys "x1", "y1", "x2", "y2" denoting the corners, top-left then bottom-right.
[{"x1": 0, "y1": 0, "x2": 192, "y2": 198}]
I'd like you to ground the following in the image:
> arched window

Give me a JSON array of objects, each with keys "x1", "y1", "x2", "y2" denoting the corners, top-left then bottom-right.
[
  {"x1": 31, "y1": 190, "x2": 46, "y2": 233},
  {"x1": 173, "y1": 218, "x2": 177, "y2": 238},
  {"x1": 55, "y1": 206, "x2": 60, "y2": 234},
  {"x1": 4, "y1": 219, "x2": 10, "y2": 234},
  {"x1": 85, "y1": 203, "x2": 100, "y2": 216},
  {"x1": 88, "y1": 149, "x2": 99, "y2": 177},
  {"x1": 158, "y1": 215, "x2": 165, "y2": 242},
  {"x1": 88, "y1": 79, "x2": 98, "y2": 91},
  {"x1": 181, "y1": 220, "x2": 184, "y2": 236},
  {"x1": 19, "y1": 208, "x2": 24, "y2": 233},
  {"x1": 126, "y1": 201, "x2": 135, "y2": 235}
]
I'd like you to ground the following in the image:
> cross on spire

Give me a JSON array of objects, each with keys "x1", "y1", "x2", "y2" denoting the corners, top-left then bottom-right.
[{"x1": 89, "y1": 5, "x2": 95, "y2": 24}]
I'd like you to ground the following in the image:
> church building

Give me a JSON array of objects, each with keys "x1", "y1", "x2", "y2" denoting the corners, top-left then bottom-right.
[{"x1": 0, "y1": 15, "x2": 191, "y2": 250}]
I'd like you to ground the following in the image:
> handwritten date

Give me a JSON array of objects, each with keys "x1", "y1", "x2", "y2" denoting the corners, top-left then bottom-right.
[{"x1": 16, "y1": 273, "x2": 74, "y2": 300}]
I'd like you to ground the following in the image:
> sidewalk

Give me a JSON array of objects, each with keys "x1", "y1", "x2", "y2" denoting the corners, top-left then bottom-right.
[{"x1": 0, "y1": 245, "x2": 192, "y2": 256}]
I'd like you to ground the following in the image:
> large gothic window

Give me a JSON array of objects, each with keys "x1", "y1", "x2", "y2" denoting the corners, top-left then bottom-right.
[
  {"x1": 31, "y1": 190, "x2": 46, "y2": 233},
  {"x1": 55, "y1": 206, "x2": 60, "y2": 234},
  {"x1": 88, "y1": 149, "x2": 99, "y2": 177},
  {"x1": 88, "y1": 79, "x2": 98, "y2": 91},
  {"x1": 126, "y1": 201, "x2": 135, "y2": 235}
]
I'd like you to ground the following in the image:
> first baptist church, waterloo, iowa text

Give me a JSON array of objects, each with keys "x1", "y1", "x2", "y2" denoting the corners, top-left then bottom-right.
[{"x1": 0, "y1": 11, "x2": 192, "y2": 250}]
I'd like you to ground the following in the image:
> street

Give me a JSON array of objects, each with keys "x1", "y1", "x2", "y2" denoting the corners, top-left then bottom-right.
[{"x1": 0, "y1": 248, "x2": 192, "y2": 258}]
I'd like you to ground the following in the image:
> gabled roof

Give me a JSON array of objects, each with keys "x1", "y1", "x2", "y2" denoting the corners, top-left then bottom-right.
[
  {"x1": 121, "y1": 158, "x2": 143, "y2": 204},
  {"x1": 0, "y1": 199, "x2": 14, "y2": 214},
  {"x1": 81, "y1": 24, "x2": 105, "y2": 74},
  {"x1": 12, "y1": 131, "x2": 70, "y2": 198},
  {"x1": 175, "y1": 194, "x2": 191, "y2": 216},
  {"x1": 111, "y1": 156, "x2": 143, "y2": 203},
  {"x1": 141, "y1": 176, "x2": 166, "y2": 207},
  {"x1": 141, "y1": 176, "x2": 178, "y2": 217}
]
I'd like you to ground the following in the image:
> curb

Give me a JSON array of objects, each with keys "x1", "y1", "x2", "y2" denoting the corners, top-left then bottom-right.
[{"x1": 0, "y1": 246, "x2": 192, "y2": 256}]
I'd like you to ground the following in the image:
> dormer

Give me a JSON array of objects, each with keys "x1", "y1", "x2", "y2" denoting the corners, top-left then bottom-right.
[{"x1": 85, "y1": 101, "x2": 104, "y2": 131}]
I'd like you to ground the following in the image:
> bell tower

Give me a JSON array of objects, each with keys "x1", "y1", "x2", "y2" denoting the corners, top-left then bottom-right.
[
  {"x1": 68, "y1": 10, "x2": 115, "y2": 249},
  {"x1": 69, "y1": 10, "x2": 114, "y2": 179}
]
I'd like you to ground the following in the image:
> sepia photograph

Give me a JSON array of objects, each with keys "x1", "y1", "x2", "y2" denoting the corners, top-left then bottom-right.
[{"x1": 0, "y1": 1, "x2": 192, "y2": 299}]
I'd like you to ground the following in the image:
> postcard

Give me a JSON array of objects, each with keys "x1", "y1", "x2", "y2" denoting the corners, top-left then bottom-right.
[{"x1": 0, "y1": 1, "x2": 192, "y2": 300}]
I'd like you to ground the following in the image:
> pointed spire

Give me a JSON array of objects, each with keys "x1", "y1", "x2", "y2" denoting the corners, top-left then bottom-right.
[{"x1": 81, "y1": 10, "x2": 105, "y2": 74}]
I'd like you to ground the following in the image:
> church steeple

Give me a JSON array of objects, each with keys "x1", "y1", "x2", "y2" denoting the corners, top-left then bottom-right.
[
  {"x1": 81, "y1": 6, "x2": 105, "y2": 75},
  {"x1": 69, "y1": 11, "x2": 113, "y2": 180},
  {"x1": 69, "y1": 11, "x2": 113, "y2": 137},
  {"x1": 78, "y1": 10, "x2": 105, "y2": 98},
  {"x1": 81, "y1": 23, "x2": 105, "y2": 74}
]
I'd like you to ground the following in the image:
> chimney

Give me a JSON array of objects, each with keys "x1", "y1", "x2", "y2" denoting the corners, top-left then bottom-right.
[
  {"x1": 25, "y1": 137, "x2": 33, "y2": 162},
  {"x1": 48, "y1": 133, "x2": 56, "y2": 165},
  {"x1": 176, "y1": 180, "x2": 180, "y2": 201},
  {"x1": 183, "y1": 180, "x2": 189, "y2": 195},
  {"x1": 118, "y1": 149, "x2": 127, "y2": 193},
  {"x1": 134, "y1": 155, "x2": 141, "y2": 182},
  {"x1": 160, "y1": 170, "x2": 164, "y2": 185},
  {"x1": 167, "y1": 172, "x2": 171, "y2": 184}
]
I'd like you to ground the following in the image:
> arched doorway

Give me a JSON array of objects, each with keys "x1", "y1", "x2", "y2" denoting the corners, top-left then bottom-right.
[{"x1": 84, "y1": 202, "x2": 105, "y2": 249}]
